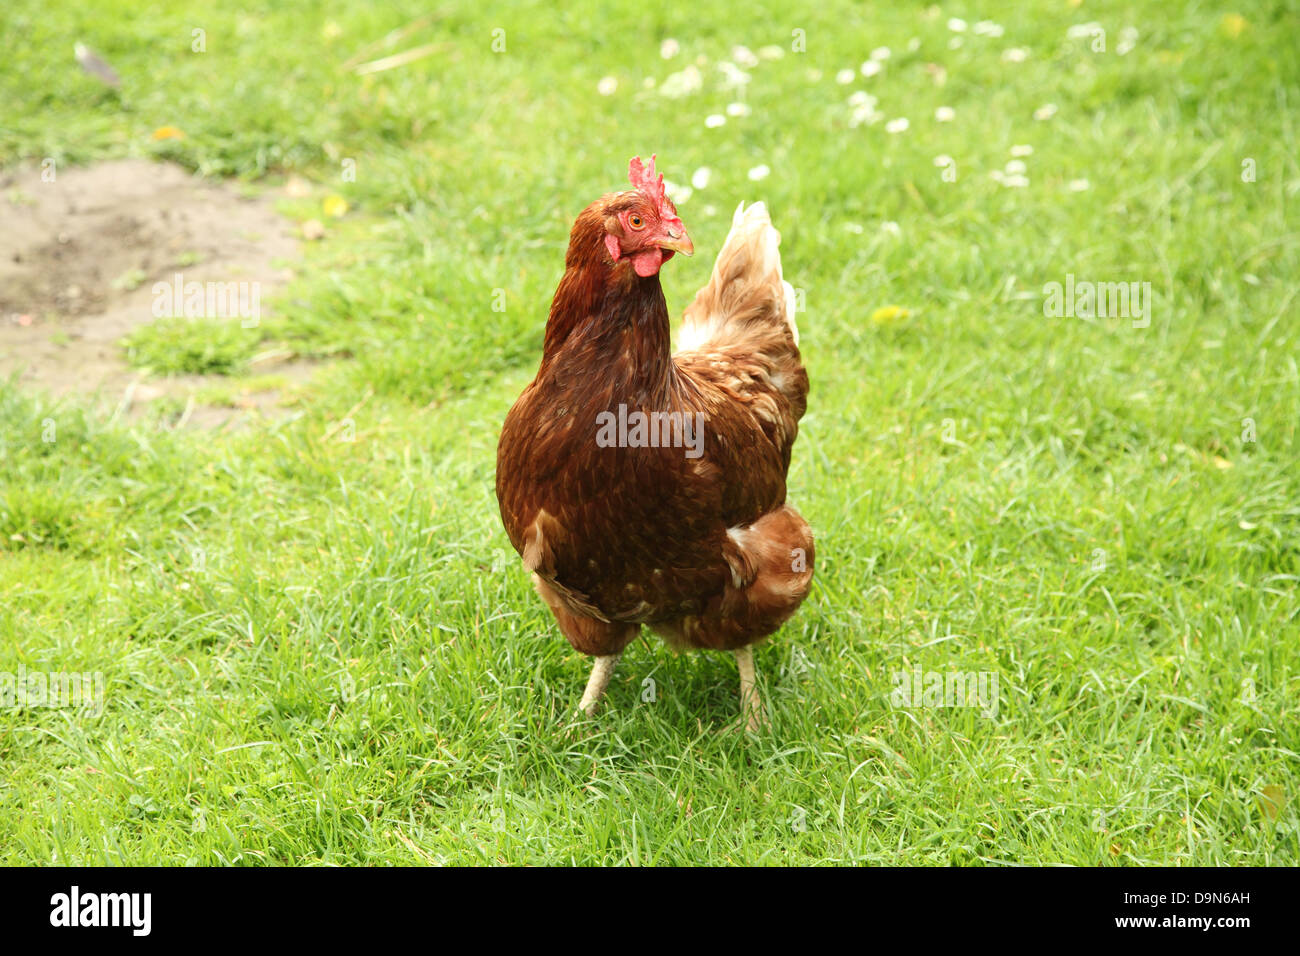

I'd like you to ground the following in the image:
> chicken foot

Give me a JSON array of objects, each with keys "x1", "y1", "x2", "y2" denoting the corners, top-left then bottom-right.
[
  {"x1": 577, "y1": 652, "x2": 622, "y2": 716},
  {"x1": 735, "y1": 645, "x2": 767, "y2": 732}
]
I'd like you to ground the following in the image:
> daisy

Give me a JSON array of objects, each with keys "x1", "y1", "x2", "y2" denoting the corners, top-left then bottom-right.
[
  {"x1": 1067, "y1": 22, "x2": 1104, "y2": 40},
  {"x1": 705, "y1": 114, "x2": 726, "y2": 128},
  {"x1": 719, "y1": 62, "x2": 752, "y2": 90},
  {"x1": 659, "y1": 65, "x2": 702, "y2": 98},
  {"x1": 885, "y1": 117, "x2": 909, "y2": 134},
  {"x1": 726, "y1": 101, "x2": 752, "y2": 117},
  {"x1": 1010, "y1": 144, "x2": 1033, "y2": 157},
  {"x1": 870, "y1": 46, "x2": 891, "y2": 61},
  {"x1": 947, "y1": 18, "x2": 967, "y2": 32},
  {"x1": 748, "y1": 164, "x2": 771, "y2": 181},
  {"x1": 660, "y1": 38, "x2": 680, "y2": 59},
  {"x1": 860, "y1": 60, "x2": 883, "y2": 77},
  {"x1": 664, "y1": 179, "x2": 692, "y2": 204},
  {"x1": 836, "y1": 68, "x2": 856, "y2": 84},
  {"x1": 597, "y1": 76, "x2": 617, "y2": 96},
  {"x1": 1033, "y1": 103, "x2": 1058, "y2": 121},
  {"x1": 691, "y1": 167, "x2": 712, "y2": 190},
  {"x1": 849, "y1": 100, "x2": 884, "y2": 127},
  {"x1": 935, "y1": 105, "x2": 955, "y2": 122}
]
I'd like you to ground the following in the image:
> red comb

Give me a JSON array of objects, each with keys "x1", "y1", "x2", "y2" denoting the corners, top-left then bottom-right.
[
  {"x1": 629, "y1": 154, "x2": 666, "y2": 206},
  {"x1": 629, "y1": 154, "x2": 681, "y2": 225}
]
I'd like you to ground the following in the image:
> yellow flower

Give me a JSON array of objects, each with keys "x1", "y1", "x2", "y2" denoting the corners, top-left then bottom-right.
[
  {"x1": 323, "y1": 195, "x2": 350, "y2": 218},
  {"x1": 870, "y1": 305, "x2": 910, "y2": 324},
  {"x1": 1220, "y1": 14, "x2": 1248, "y2": 38},
  {"x1": 150, "y1": 125, "x2": 185, "y2": 141}
]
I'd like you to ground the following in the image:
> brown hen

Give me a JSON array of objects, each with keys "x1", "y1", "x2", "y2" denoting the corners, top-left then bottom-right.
[{"x1": 496, "y1": 155, "x2": 813, "y2": 730}]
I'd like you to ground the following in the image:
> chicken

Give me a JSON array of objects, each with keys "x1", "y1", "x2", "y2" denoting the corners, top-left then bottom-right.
[{"x1": 496, "y1": 155, "x2": 813, "y2": 730}]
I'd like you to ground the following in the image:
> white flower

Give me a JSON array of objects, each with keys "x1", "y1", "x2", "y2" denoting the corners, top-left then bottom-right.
[
  {"x1": 758, "y1": 45, "x2": 785, "y2": 61},
  {"x1": 850, "y1": 109, "x2": 883, "y2": 127},
  {"x1": 1067, "y1": 178, "x2": 1090, "y2": 192},
  {"x1": 702, "y1": 204, "x2": 718, "y2": 217},
  {"x1": 933, "y1": 154, "x2": 954, "y2": 167},
  {"x1": 660, "y1": 38, "x2": 680, "y2": 59},
  {"x1": 844, "y1": 222, "x2": 865, "y2": 234},
  {"x1": 870, "y1": 46, "x2": 891, "y2": 61},
  {"x1": 836, "y1": 68, "x2": 856, "y2": 84},
  {"x1": 935, "y1": 105, "x2": 955, "y2": 122},
  {"x1": 885, "y1": 117, "x2": 909, "y2": 134},
  {"x1": 1003, "y1": 174, "x2": 1029, "y2": 188},
  {"x1": 691, "y1": 167, "x2": 712, "y2": 190},
  {"x1": 726, "y1": 101, "x2": 752, "y2": 117},
  {"x1": 748, "y1": 164, "x2": 771, "y2": 181},
  {"x1": 849, "y1": 99, "x2": 884, "y2": 127},
  {"x1": 732, "y1": 45, "x2": 759, "y2": 68},
  {"x1": 659, "y1": 65, "x2": 703, "y2": 98},
  {"x1": 881, "y1": 220, "x2": 901, "y2": 237},
  {"x1": 1005, "y1": 159, "x2": 1027, "y2": 175},
  {"x1": 705, "y1": 113, "x2": 726, "y2": 128},
  {"x1": 1118, "y1": 26, "x2": 1138, "y2": 55},
  {"x1": 1067, "y1": 22, "x2": 1104, "y2": 40},
  {"x1": 860, "y1": 60, "x2": 883, "y2": 77},
  {"x1": 948, "y1": 37, "x2": 964, "y2": 49},
  {"x1": 663, "y1": 179, "x2": 692, "y2": 204},
  {"x1": 719, "y1": 61, "x2": 752, "y2": 90},
  {"x1": 947, "y1": 18, "x2": 968, "y2": 32},
  {"x1": 597, "y1": 76, "x2": 618, "y2": 96},
  {"x1": 974, "y1": 21, "x2": 1004, "y2": 37},
  {"x1": 1033, "y1": 103, "x2": 1058, "y2": 121},
  {"x1": 1010, "y1": 144, "x2": 1033, "y2": 157},
  {"x1": 1002, "y1": 47, "x2": 1028, "y2": 62},
  {"x1": 907, "y1": 37, "x2": 921, "y2": 52}
]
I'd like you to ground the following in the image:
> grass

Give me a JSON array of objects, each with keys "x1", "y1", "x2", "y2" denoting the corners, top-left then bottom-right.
[{"x1": 1, "y1": 0, "x2": 1297, "y2": 865}]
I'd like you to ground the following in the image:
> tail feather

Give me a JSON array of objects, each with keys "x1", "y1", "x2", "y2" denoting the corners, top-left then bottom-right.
[{"x1": 676, "y1": 202, "x2": 800, "y2": 355}]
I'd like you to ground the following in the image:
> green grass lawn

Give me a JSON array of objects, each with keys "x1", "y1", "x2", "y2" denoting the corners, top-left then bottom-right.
[{"x1": 1, "y1": 0, "x2": 1297, "y2": 865}]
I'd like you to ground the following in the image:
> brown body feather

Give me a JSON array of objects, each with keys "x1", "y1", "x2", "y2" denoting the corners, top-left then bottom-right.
[{"x1": 496, "y1": 195, "x2": 813, "y2": 657}]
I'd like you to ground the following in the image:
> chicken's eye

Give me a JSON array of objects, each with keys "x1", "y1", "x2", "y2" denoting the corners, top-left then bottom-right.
[{"x1": 628, "y1": 214, "x2": 645, "y2": 230}]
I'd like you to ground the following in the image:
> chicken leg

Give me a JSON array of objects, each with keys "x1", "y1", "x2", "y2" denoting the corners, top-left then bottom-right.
[
  {"x1": 577, "y1": 652, "x2": 621, "y2": 716},
  {"x1": 735, "y1": 645, "x2": 767, "y2": 731}
]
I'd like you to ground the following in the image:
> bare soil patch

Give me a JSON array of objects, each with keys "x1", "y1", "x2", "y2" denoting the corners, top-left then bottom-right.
[{"x1": 0, "y1": 159, "x2": 309, "y2": 425}]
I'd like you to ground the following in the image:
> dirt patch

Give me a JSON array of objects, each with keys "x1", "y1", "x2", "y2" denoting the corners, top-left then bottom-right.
[{"x1": 0, "y1": 159, "x2": 309, "y2": 425}]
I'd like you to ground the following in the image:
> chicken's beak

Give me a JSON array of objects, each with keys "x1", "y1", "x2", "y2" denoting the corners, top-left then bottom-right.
[{"x1": 656, "y1": 227, "x2": 694, "y2": 257}]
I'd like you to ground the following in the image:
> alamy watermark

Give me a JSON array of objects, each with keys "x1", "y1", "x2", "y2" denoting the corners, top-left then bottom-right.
[
  {"x1": 0, "y1": 665, "x2": 105, "y2": 717},
  {"x1": 595, "y1": 403, "x2": 705, "y2": 459},
  {"x1": 891, "y1": 667, "x2": 999, "y2": 718},
  {"x1": 152, "y1": 272, "x2": 261, "y2": 328},
  {"x1": 1043, "y1": 273, "x2": 1152, "y2": 328}
]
